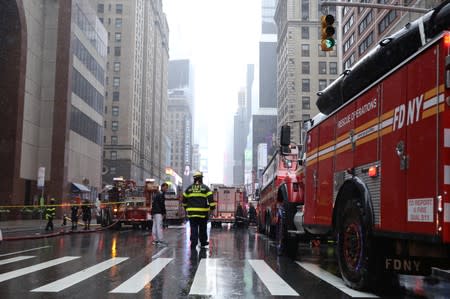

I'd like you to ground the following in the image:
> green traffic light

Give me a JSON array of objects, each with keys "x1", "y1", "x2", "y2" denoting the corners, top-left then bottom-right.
[{"x1": 324, "y1": 38, "x2": 335, "y2": 48}]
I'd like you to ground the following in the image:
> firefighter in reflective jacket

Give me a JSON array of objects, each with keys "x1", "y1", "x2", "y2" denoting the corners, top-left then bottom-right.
[
  {"x1": 45, "y1": 198, "x2": 56, "y2": 231},
  {"x1": 182, "y1": 171, "x2": 216, "y2": 248}
]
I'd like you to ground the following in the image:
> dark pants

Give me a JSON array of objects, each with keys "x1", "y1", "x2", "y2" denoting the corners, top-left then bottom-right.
[
  {"x1": 45, "y1": 217, "x2": 54, "y2": 231},
  {"x1": 189, "y1": 217, "x2": 208, "y2": 246}
]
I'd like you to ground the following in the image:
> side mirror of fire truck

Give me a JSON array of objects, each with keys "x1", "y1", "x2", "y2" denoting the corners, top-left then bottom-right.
[{"x1": 280, "y1": 125, "x2": 291, "y2": 146}]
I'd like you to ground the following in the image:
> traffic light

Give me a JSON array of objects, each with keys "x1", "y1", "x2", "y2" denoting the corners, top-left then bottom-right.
[{"x1": 321, "y1": 14, "x2": 335, "y2": 51}]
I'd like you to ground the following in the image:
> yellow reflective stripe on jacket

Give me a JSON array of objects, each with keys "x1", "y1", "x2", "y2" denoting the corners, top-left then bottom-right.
[
  {"x1": 186, "y1": 207, "x2": 210, "y2": 212},
  {"x1": 209, "y1": 202, "x2": 217, "y2": 206},
  {"x1": 205, "y1": 191, "x2": 213, "y2": 196},
  {"x1": 183, "y1": 192, "x2": 209, "y2": 198},
  {"x1": 187, "y1": 214, "x2": 206, "y2": 218}
]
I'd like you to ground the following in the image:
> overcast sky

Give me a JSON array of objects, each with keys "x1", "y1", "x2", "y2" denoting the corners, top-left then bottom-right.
[{"x1": 162, "y1": 0, "x2": 261, "y2": 184}]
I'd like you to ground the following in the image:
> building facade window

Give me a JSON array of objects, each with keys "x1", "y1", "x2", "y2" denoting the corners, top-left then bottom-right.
[
  {"x1": 301, "y1": 0, "x2": 309, "y2": 20},
  {"x1": 113, "y1": 77, "x2": 120, "y2": 87},
  {"x1": 302, "y1": 114, "x2": 311, "y2": 120},
  {"x1": 70, "y1": 106, "x2": 103, "y2": 145},
  {"x1": 343, "y1": 14, "x2": 354, "y2": 34},
  {"x1": 112, "y1": 106, "x2": 119, "y2": 116},
  {"x1": 301, "y1": 44, "x2": 310, "y2": 57},
  {"x1": 114, "y1": 46, "x2": 121, "y2": 56},
  {"x1": 319, "y1": 79, "x2": 327, "y2": 90},
  {"x1": 111, "y1": 151, "x2": 117, "y2": 160},
  {"x1": 359, "y1": 31, "x2": 374, "y2": 55},
  {"x1": 359, "y1": 10, "x2": 373, "y2": 35},
  {"x1": 343, "y1": 33, "x2": 355, "y2": 53},
  {"x1": 302, "y1": 61, "x2": 310, "y2": 74},
  {"x1": 115, "y1": 32, "x2": 121, "y2": 42},
  {"x1": 111, "y1": 136, "x2": 118, "y2": 145},
  {"x1": 301, "y1": 27, "x2": 309, "y2": 39},
  {"x1": 112, "y1": 121, "x2": 118, "y2": 131},
  {"x1": 302, "y1": 96, "x2": 310, "y2": 109},
  {"x1": 116, "y1": 4, "x2": 123, "y2": 14},
  {"x1": 115, "y1": 18, "x2": 122, "y2": 28},
  {"x1": 97, "y1": 4, "x2": 104, "y2": 13},
  {"x1": 113, "y1": 62, "x2": 120, "y2": 72},
  {"x1": 378, "y1": 10, "x2": 397, "y2": 34},
  {"x1": 302, "y1": 79, "x2": 310, "y2": 92},
  {"x1": 344, "y1": 52, "x2": 356, "y2": 69},
  {"x1": 318, "y1": 61, "x2": 327, "y2": 74},
  {"x1": 72, "y1": 68, "x2": 104, "y2": 113},
  {"x1": 113, "y1": 91, "x2": 119, "y2": 101},
  {"x1": 329, "y1": 62, "x2": 337, "y2": 74}
]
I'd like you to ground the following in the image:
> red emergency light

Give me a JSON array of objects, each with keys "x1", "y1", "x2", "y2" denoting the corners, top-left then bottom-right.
[
  {"x1": 444, "y1": 32, "x2": 450, "y2": 47},
  {"x1": 368, "y1": 166, "x2": 378, "y2": 177}
]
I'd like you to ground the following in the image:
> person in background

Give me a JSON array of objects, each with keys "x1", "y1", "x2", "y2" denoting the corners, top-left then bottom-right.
[
  {"x1": 248, "y1": 203, "x2": 257, "y2": 225},
  {"x1": 71, "y1": 200, "x2": 79, "y2": 230},
  {"x1": 152, "y1": 183, "x2": 168, "y2": 245},
  {"x1": 182, "y1": 171, "x2": 216, "y2": 249},
  {"x1": 81, "y1": 200, "x2": 92, "y2": 230},
  {"x1": 44, "y1": 198, "x2": 56, "y2": 231}
]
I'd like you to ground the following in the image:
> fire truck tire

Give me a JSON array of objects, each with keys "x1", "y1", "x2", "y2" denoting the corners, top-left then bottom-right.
[
  {"x1": 276, "y1": 207, "x2": 297, "y2": 258},
  {"x1": 336, "y1": 198, "x2": 371, "y2": 290}
]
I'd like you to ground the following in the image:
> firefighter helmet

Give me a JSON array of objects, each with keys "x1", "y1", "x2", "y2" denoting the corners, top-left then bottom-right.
[{"x1": 193, "y1": 171, "x2": 203, "y2": 178}]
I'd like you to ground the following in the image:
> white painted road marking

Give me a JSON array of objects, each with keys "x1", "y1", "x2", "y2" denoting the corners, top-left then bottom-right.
[
  {"x1": 296, "y1": 261, "x2": 378, "y2": 298},
  {"x1": 31, "y1": 257, "x2": 128, "y2": 292},
  {"x1": 189, "y1": 258, "x2": 218, "y2": 296},
  {"x1": 0, "y1": 255, "x2": 35, "y2": 265},
  {"x1": 151, "y1": 247, "x2": 169, "y2": 259},
  {"x1": 0, "y1": 256, "x2": 80, "y2": 283},
  {"x1": 248, "y1": 259, "x2": 299, "y2": 296},
  {"x1": 0, "y1": 246, "x2": 51, "y2": 257},
  {"x1": 110, "y1": 258, "x2": 173, "y2": 293}
]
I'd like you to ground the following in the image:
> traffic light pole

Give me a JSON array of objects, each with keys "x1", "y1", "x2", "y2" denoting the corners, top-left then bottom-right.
[{"x1": 321, "y1": 1, "x2": 429, "y2": 13}]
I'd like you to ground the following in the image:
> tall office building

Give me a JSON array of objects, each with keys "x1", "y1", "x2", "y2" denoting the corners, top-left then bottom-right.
[
  {"x1": 167, "y1": 59, "x2": 194, "y2": 179},
  {"x1": 167, "y1": 89, "x2": 193, "y2": 176},
  {"x1": 253, "y1": 0, "x2": 278, "y2": 178},
  {"x1": 96, "y1": 0, "x2": 169, "y2": 185},
  {"x1": 275, "y1": 0, "x2": 339, "y2": 145},
  {"x1": 0, "y1": 0, "x2": 106, "y2": 205},
  {"x1": 233, "y1": 88, "x2": 246, "y2": 185},
  {"x1": 341, "y1": 0, "x2": 439, "y2": 70}
]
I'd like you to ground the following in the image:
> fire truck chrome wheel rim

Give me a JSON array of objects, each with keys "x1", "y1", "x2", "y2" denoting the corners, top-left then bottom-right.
[{"x1": 343, "y1": 222, "x2": 362, "y2": 271}]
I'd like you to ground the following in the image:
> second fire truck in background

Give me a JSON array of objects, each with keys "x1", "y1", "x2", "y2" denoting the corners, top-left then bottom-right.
[{"x1": 210, "y1": 185, "x2": 246, "y2": 227}]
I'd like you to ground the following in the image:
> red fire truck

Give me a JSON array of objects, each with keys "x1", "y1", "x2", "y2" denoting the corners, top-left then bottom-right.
[
  {"x1": 257, "y1": 146, "x2": 303, "y2": 250},
  {"x1": 284, "y1": 1, "x2": 450, "y2": 291},
  {"x1": 100, "y1": 177, "x2": 158, "y2": 229},
  {"x1": 210, "y1": 185, "x2": 245, "y2": 227},
  {"x1": 164, "y1": 167, "x2": 185, "y2": 225}
]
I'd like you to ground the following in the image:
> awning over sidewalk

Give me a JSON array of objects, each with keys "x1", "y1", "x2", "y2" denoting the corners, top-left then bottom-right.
[{"x1": 71, "y1": 183, "x2": 91, "y2": 193}]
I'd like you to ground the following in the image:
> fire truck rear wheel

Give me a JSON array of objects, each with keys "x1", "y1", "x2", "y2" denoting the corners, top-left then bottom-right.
[{"x1": 336, "y1": 198, "x2": 370, "y2": 290}]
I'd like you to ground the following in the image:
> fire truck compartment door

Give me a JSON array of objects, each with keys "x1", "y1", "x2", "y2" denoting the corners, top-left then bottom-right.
[{"x1": 404, "y1": 44, "x2": 439, "y2": 235}]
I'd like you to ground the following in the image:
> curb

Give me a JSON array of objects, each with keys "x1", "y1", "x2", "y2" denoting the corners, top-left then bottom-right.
[{"x1": 1, "y1": 222, "x2": 116, "y2": 241}]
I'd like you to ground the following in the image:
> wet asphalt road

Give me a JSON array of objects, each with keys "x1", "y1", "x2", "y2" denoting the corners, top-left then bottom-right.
[{"x1": 0, "y1": 222, "x2": 449, "y2": 298}]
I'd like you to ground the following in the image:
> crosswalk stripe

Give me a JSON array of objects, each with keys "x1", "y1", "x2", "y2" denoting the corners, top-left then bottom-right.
[
  {"x1": 0, "y1": 246, "x2": 51, "y2": 258},
  {"x1": 110, "y1": 258, "x2": 173, "y2": 293},
  {"x1": 31, "y1": 257, "x2": 128, "y2": 292},
  {"x1": 0, "y1": 256, "x2": 80, "y2": 283},
  {"x1": 189, "y1": 258, "x2": 217, "y2": 296},
  {"x1": 295, "y1": 262, "x2": 378, "y2": 298},
  {"x1": 0, "y1": 255, "x2": 35, "y2": 265},
  {"x1": 248, "y1": 259, "x2": 299, "y2": 296}
]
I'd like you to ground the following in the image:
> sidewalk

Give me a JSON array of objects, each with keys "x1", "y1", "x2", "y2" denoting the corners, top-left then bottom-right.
[{"x1": 0, "y1": 218, "x2": 99, "y2": 240}]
